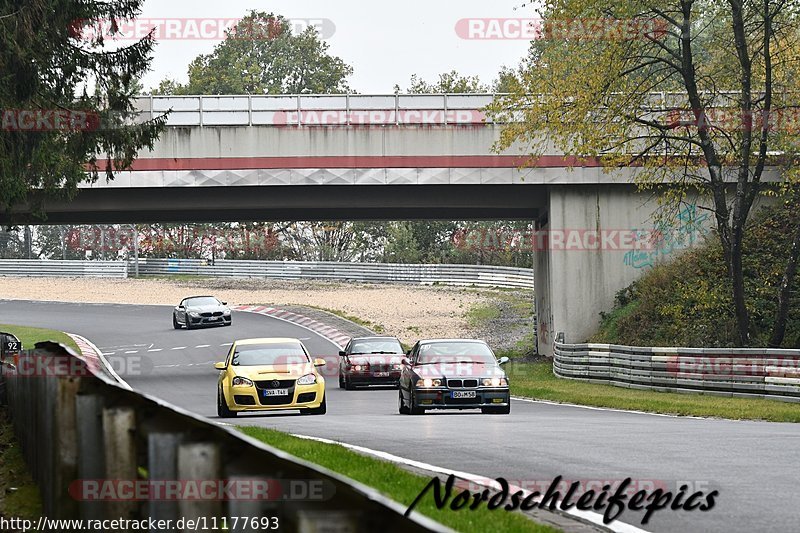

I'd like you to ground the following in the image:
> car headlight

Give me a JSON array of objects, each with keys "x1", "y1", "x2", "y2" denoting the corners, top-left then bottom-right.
[
  {"x1": 189, "y1": 312, "x2": 200, "y2": 318},
  {"x1": 482, "y1": 377, "x2": 508, "y2": 387},
  {"x1": 392, "y1": 364, "x2": 402, "y2": 370},
  {"x1": 352, "y1": 365, "x2": 367, "y2": 371},
  {"x1": 232, "y1": 376, "x2": 253, "y2": 387},
  {"x1": 419, "y1": 378, "x2": 442, "y2": 388},
  {"x1": 223, "y1": 309, "x2": 231, "y2": 315},
  {"x1": 297, "y1": 373, "x2": 317, "y2": 385}
]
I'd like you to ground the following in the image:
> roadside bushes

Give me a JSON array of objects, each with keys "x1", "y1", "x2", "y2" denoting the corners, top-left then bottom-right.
[{"x1": 593, "y1": 197, "x2": 800, "y2": 348}]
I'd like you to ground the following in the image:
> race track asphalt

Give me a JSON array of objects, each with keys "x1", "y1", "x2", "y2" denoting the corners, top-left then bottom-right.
[{"x1": 2, "y1": 299, "x2": 798, "y2": 533}]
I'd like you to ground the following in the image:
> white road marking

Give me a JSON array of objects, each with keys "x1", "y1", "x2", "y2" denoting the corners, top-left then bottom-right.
[
  {"x1": 511, "y1": 396, "x2": 710, "y2": 420},
  {"x1": 220, "y1": 343, "x2": 232, "y2": 346},
  {"x1": 148, "y1": 349, "x2": 163, "y2": 352},
  {"x1": 290, "y1": 433, "x2": 650, "y2": 533},
  {"x1": 196, "y1": 345, "x2": 210, "y2": 348},
  {"x1": 172, "y1": 346, "x2": 186, "y2": 350},
  {"x1": 102, "y1": 352, "x2": 116, "y2": 356},
  {"x1": 124, "y1": 350, "x2": 139, "y2": 354}
]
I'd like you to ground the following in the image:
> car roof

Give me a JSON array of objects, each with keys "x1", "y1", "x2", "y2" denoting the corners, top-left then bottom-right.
[
  {"x1": 234, "y1": 338, "x2": 303, "y2": 346},
  {"x1": 418, "y1": 339, "x2": 488, "y2": 345},
  {"x1": 351, "y1": 336, "x2": 400, "y2": 341},
  {"x1": 182, "y1": 295, "x2": 218, "y2": 301}
]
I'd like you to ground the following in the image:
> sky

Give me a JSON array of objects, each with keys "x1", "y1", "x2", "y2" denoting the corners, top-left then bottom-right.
[{"x1": 137, "y1": 0, "x2": 535, "y2": 93}]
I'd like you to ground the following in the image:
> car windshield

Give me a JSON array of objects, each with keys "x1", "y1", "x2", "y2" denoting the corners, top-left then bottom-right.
[
  {"x1": 184, "y1": 297, "x2": 220, "y2": 307},
  {"x1": 416, "y1": 342, "x2": 497, "y2": 365},
  {"x1": 232, "y1": 343, "x2": 309, "y2": 366},
  {"x1": 351, "y1": 339, "x2": 403, "y2": 354}
]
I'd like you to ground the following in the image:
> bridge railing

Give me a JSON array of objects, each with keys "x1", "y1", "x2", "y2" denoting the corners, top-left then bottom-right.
[
  {"x1": 134, "y1": 94, "x2": 497, "y2": 126},
  {"x1": 127, "y1": 259, "x2": 535, "y2": 289},
  {"x1": 3, "y1": 341, "x2": 448, "y2": 531},
  {"x1": 553, "y1": 333, "x2": 800, "y2": 402}
]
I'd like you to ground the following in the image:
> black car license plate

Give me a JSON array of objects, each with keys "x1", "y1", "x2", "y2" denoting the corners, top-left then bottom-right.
[{"x1": 452, "y1": 390, "x2": 476, "y2": 399}]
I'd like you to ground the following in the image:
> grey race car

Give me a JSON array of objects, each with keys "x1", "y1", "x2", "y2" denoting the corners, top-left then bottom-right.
[{"x1": 173, "y1": 296, "x2": 232, "y2": 330}]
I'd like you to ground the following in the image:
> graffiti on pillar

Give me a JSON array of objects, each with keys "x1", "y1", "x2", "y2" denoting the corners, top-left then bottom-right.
[{"x1": 623, "y1": 204, "x2": 710, "y2": 269}]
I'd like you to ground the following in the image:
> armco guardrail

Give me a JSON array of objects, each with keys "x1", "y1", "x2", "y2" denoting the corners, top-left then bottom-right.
[
  {"x1": 129, "y1": 259, "x2": 535, "y2": 289},
  {"x1": 0, "y1": 259, "x2": 128, "y2": 278},
  {"x1": 2, "y1": 341, "x2": 448, "y2": 531},
  {"x1": 553, "y1": 334, "x2": 800, "y2": 402}
]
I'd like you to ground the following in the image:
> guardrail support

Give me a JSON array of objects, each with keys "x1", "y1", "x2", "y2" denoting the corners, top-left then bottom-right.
[
  {"x1": 76, "y1": 394, "x2": 106, "y2": 520},
  {"x1": 103, "y1": 407, "x2": 138, "y2": 520},
  {"x1": 148, "y1": 432, "x2": 184, "y2": 532},
  {"x1": 178, "y1": 442, "x2": 222, "y2": 530}
]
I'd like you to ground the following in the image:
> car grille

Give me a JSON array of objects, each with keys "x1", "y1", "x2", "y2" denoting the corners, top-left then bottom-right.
[
  {"x1": 200, "y1": 311, "x2": 224, "y2": 317},
  {"x1": 447, "y1": 379, "x2": 479, "y2": 388},
  {"x1": 255, "y1": 379, "x2": 296, "y2": 389}
]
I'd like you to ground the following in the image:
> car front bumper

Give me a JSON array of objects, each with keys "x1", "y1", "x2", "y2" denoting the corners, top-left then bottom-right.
[
  {"x1": 226, "y1": 381, "x2": 325, "y2": 412},
  {"x1": 413, "y1": 387, "x2": 511, "y2": 409},
  {"x1": 346, "y1": 370, "x2": 401, "y2": 385},
  {"x1": 188, "y1": 315, "x2": 232, "y2": 327}
]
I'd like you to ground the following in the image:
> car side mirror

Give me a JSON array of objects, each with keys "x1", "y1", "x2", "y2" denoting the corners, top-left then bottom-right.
[
  {"x1": 338, "y1": 350, "x2": 346, "y2": 356},
  {"x1": 177, "y1": 305, "x2": 184, "y2": 309},
  {"x1": 314, "y1": 358, "x2": 327, "y2": 367},
  {"x1": 401, "y1": 357, "x2": 410, "y2": 366},
  {"x1": 214, "y1": 362, "x2": 226, "y2": 370},
  {"x1": 221, "y1": 302, "x2": 227, "y2": 306},
  {"x1": 498, "y1": 356, "x2": 510, "y2": 366}
]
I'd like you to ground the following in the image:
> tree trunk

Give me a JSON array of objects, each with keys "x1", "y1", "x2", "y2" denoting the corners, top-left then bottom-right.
[{"x1": 769, "y1": 222, "x2": 800, "y2": 347}]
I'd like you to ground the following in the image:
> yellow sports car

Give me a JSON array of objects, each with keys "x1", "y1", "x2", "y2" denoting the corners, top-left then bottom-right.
[{"x1": 215, "y1": 338, "x2": 327, "y2": 417}]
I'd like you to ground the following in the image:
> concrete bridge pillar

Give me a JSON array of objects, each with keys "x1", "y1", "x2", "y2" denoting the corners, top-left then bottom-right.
[{"x1": 534, "y1": 184, "x2": 713, "y2": 356}]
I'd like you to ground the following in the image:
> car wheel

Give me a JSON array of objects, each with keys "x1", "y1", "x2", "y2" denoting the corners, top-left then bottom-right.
[
  {"x1": 307, "y1": 394, "x2": 326, "y2": 415},
  {"x1": 225, "y1": 319, "x2": 232, "y2": 327},
  {"x1": 186, "y1": 316, "x2": 194, "y2": 330},
  {"x1": 217, "y1": 388, "x2": 236, "y2": 418},
  {"x1": 338, "y1": 373, "x2": 345, "y2": 389},
  {"x1": 409, "y1": 390, "x2": 425, "y2": 415},
  {"x1": 172, "y1": 314, "x2": 180, "y2": 330},
  {"x1": 481, "y1": 404, "x2": 511, "y2": 415},
  {"x1": 398, "y1": 388, "x2": 410, "y2": 415}
]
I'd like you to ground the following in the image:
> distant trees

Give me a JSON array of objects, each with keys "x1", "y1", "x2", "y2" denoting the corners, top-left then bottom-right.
[
  {"x1": 0, "y1": 0, "x2": 166, "y2": 222},
  {"x1": 152, "y1": 12, "x2": 352, "y2": 95}
]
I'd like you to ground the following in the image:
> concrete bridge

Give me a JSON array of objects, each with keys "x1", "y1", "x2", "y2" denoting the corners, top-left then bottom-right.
[{"x1": 10, "y1": 94, "x2": 737, "y2": 355}]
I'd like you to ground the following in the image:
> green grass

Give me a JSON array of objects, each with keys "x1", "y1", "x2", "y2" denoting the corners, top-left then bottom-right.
[
  {"x1": 507, "y1": 362, "x2": 800, "y2": 422},
  {"x1": 301, "y1": 305, "x2": 386, "y2": 334},
  {"x1": 0, "y1": 409, "x2": 42, "y2": 521},
  {"x1": 240, "y1": 427, "x2": 559, "y2": 533},
  {"x1": 0, "y1": 324, "x2": 80, "y2": 353},
  {"x1": 464, "y1": 303, "x2": 501, "y2": 327}
]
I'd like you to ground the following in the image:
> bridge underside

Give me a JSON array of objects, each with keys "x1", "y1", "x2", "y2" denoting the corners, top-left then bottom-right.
[{"x1": 9, "y1": 184, "x2": 547, "y2": 225}]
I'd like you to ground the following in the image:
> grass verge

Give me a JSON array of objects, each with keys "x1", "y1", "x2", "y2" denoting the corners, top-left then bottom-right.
[
  {"x1": 0, "y1": 409, "x2": 42, "y2": 521},
  {"x1": 0, "y1": 324, "x2": 80, "y2": 354},
  {"x1": 239, "y1": 427, "x2": 559, "y2": 533},
  {"x1": 0, "y1": 324, "x2": 77, "y2": 520},
  {"x1": 508, "y1": 362, "x2": 800, "y2": 422}
]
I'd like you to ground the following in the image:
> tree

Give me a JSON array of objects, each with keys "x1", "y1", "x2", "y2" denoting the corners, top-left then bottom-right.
[
  {"x1": 0, "y1": 0, "x2": 166, "y2": 222},
  {"x1": 489, "y1": 0, "x2": 800, "y2": 346},
  {"x1": 397, "y1": 70, "x2": 489, "y2": 94},
  {"x1": 152, "y1": 12, "x2": 352, "y2": 95}
]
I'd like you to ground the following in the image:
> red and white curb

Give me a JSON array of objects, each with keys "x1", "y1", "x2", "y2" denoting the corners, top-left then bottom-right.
[
  {"x1": 233, "y1": 305, "x2": 351, "y2": 348},
  {"x1": 67, "y1": 332, "x2": 132, "y2": 390}
]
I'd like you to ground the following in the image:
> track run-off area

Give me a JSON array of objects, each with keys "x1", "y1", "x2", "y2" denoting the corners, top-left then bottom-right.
[{"x1": 2, "y1": 299, "x2": 798, "y2": 533}]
